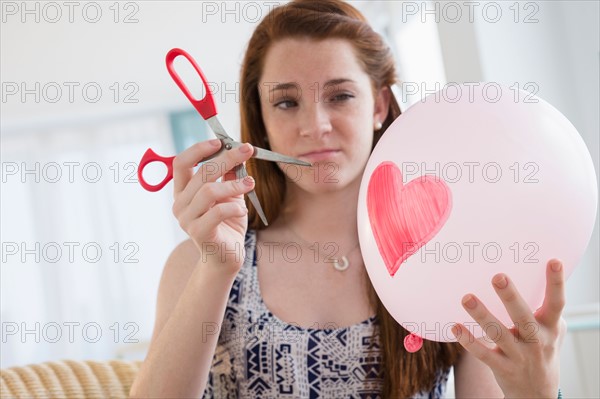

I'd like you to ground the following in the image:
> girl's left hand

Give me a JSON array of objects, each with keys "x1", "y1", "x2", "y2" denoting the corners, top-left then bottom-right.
[{"x1": 452, "y1": 259, "x2": 567, "y2": 398}]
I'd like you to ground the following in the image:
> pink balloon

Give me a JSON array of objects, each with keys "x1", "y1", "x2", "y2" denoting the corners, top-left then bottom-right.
[{"x1": 358, "y1": 83, "x2": 598, "y2": 343}]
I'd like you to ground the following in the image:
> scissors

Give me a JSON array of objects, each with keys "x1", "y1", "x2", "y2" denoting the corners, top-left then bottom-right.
[{"x1": 137, "y1": 48, "x2": 312, "y2": 226}]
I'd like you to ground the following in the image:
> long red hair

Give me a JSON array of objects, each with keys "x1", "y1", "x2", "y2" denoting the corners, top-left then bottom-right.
[{"x1": 239, "y1": 1, "x2": 462, "y2": 397}]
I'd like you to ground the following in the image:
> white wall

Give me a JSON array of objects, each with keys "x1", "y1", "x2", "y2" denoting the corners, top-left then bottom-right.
[
  {"x1": 1, "y1": 0, "x2": 278, "y2": 369},
  {"x1": 1, "y1": 1, "x2": 269, "y2": 136}
]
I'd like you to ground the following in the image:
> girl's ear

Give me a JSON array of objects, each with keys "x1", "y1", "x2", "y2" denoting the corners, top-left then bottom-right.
[{"x1": 374, "y1": 86, "x2": 391, "y2": 125}]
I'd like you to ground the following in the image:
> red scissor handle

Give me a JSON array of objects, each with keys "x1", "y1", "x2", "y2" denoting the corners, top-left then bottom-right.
[
  {"x1": 137, "y1": 148, "x2": 176, "y2": 192},
  {"x1": 166, "y1": 48, "x2": 217, "y2": 119},
  {"x1": 138, "y1": 48, "x2": 214, "y2": 192}
]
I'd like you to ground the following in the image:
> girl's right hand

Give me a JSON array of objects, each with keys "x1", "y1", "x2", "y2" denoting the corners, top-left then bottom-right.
[{"x1": 171, "y1": 138, "x2": 256, "y2": 275}]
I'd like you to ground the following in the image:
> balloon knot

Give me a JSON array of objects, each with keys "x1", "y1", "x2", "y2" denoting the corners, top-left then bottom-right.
[{"x1": 404, "y1": 333, "x2": 423, "y2": 353}]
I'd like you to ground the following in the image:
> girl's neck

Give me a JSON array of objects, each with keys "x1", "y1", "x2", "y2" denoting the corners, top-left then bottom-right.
[{"x1": 276, "y1": 176, "x2": 361, "y2": 247}]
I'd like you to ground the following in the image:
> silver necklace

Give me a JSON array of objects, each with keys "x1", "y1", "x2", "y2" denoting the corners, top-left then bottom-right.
[{"x1": 283, "y1": 215, "x2": 360, "y2": 271}]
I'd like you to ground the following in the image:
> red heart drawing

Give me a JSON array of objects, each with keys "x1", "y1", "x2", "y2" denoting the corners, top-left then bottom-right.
[{"x1": 367, "y1": 161, "x2": 452, "y2": 277}]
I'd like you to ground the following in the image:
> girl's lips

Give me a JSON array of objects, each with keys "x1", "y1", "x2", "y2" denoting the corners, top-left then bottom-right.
[{"x1": 298, "y1": 150, "x2": 341, "y2": 162}]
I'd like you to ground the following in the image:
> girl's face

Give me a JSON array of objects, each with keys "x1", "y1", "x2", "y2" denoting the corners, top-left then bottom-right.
[{"x1": 259, "y1": 37, "x2": 390, "y2": 194}]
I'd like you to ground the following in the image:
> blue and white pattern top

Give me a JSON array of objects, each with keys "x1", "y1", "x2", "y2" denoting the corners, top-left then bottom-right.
[{"x1": 201, "y1": 229, "x2": 449, "y2": 398}]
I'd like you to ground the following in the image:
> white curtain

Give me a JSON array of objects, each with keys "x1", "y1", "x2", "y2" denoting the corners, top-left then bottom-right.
[{"x1": 1, "y1": 113, "x2": 187, "y2": 367}]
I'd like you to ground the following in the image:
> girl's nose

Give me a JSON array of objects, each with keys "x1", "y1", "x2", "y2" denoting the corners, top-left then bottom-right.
[{"x1": 298, "y1": 103, "x2": 332, "y2": 139}]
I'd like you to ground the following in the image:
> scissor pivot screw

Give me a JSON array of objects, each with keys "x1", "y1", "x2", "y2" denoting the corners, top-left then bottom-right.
[{"x1": 225, "y1": 143, "x2": 232, "y2": 150}]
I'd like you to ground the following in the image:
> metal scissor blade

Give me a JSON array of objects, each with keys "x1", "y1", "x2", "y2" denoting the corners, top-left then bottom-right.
[
  {"x1": 206, "y1": 116, "x2": 311, "y2": 167},
  {"x1": 233, "y1": 164, "x2": 269, "y2": 226},
  {"x1": 246, "y1": 190, "x2": 268, "y2": 226},
  {"x1": 253, "y1": 147, "x2": 313, "y2": 166},
  {"x1": 207, "y1": 116, "x2": 233, "y2": 142}
]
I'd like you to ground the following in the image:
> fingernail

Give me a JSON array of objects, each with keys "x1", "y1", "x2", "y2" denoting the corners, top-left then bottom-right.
[
  {"x1": 243, "y1": 176, "x2": 254, "y2": 186},
  {"x1": 239, "y1": 144, "x2": 252, "y2": 153},
  {"x1": 451, "y1": 324, "x2": 460, "y2": 337},
  {"x1": 462, "y1": 295, "x2": 477, "y2": 309},
  {"x1": 493, "y1": 274, "x2": 508, "y2": 289},
  {"x1": 209, "y1": 139, "x2": 221, "y2": 146},
  {"x1": 551, "y1": 260, "x2": 562, "y2": 272}
]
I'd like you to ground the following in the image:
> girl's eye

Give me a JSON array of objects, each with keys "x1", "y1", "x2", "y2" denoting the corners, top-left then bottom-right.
[
  {"x1": 328, "y1": 93, "x2": 354, "y2": 102},
  {"x1": 274, "y1": 99, "x2": 297, "y2": 109}
]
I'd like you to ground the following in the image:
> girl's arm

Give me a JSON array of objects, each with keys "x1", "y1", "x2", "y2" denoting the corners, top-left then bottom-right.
[
  {"x1": 130, "y1": 140, "x2": 256, "y2": 397},
  {"x1": 454, "y1": 349, "x2": 504, "y2": 398},
  {"x1": 129, "y1": 239, "x2": 238, "y2": 398}
]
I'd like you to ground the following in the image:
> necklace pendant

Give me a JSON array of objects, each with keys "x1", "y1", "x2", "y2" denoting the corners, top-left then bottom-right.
[{"x1": 333, "y1": 256, "x2": 350, "y2": 271}]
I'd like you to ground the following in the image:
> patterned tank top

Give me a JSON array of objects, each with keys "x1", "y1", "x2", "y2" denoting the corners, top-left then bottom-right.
[{"x1": 201, "y1": 229, "x2": 449, "y2": 398}]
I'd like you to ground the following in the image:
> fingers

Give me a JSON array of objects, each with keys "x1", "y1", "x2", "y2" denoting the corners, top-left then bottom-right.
[
  {"x1": 171, "y1": 139, "x2": 254, "y2": 199},
  {"x1": 222, "y1": 168, "x2": 239, "y2": 182},
  {"x1": 187, "y1": 202, "x2": 249, "y2": 238},
  {"x1": 179, "y1": 143, "x2": 255, "y2": 206},
  {"x1": 179, "y1": 177, "x2": 255, "y2": 224},
  {"x1": 452, "y1": 323, "x2": 507, "y2": 370},
  {"x1": 459, "y1": 293, "x2": 521, "y2": 359},
  {"x1": 536, "y1": 259, "x2": 566, "y2": 328},
  {"x1": 172, "y1": 139, "x2": 222, "y2": 195},
  {"x1": 491, "y1": 273, "x2": 536, "y2": 332}
]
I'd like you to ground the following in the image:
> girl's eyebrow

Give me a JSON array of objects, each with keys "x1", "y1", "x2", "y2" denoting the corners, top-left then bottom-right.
[
  {"x1": 323, "y1": 78, "x2": 355, "y2": 88},
  {"x1": 268, "y1": 78, "x2": 356, "y2": 93},
  {"x1": 269, "y1": 82, "x2": 300, "y2": 93}
]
